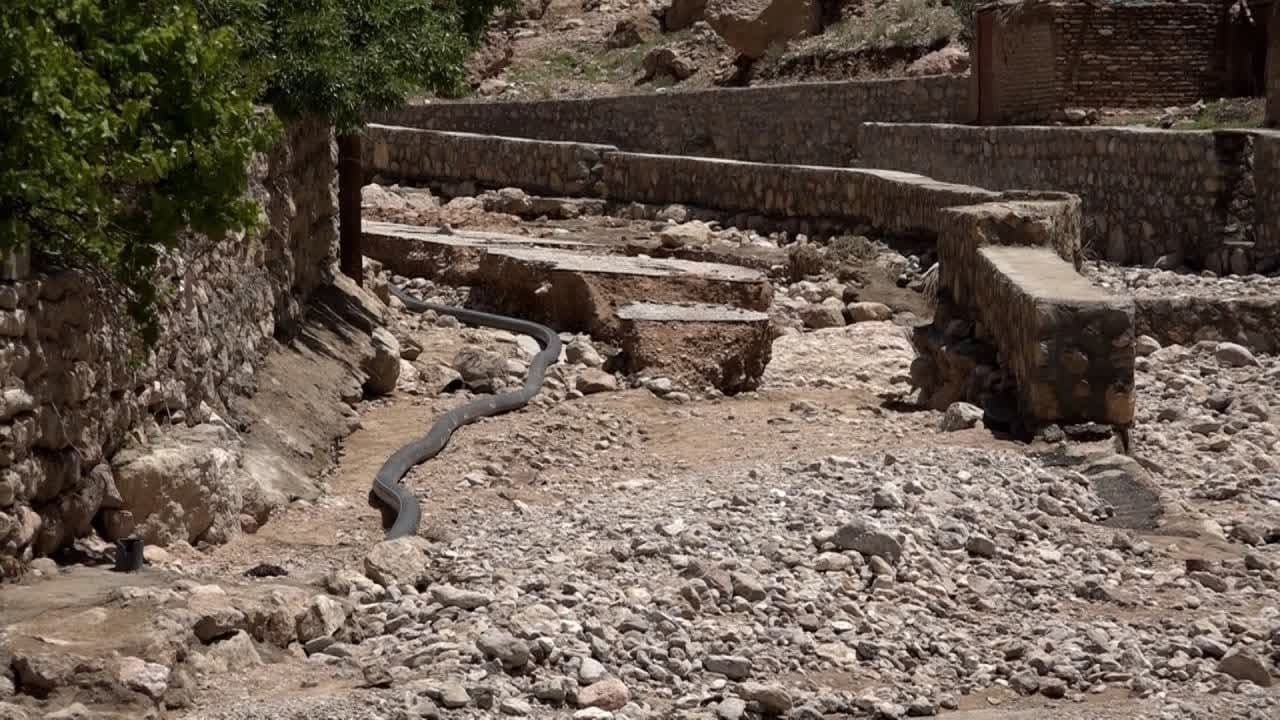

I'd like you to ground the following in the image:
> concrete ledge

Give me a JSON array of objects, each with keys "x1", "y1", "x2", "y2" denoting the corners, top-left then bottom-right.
[
  {"x1": 601, "y1": 153, "x2": 1003, "y2": 239},
  {"x1": 977, "y1": 245, "x2": 1135, "y2": 426},
  {"x1": 615, "y1": 303, "x2": 772, "y2": 393}
]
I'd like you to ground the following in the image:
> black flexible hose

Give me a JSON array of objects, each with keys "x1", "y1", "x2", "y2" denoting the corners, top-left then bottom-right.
[{"x1": 373, "y1": 285, "x2": 563, "y2": 539}]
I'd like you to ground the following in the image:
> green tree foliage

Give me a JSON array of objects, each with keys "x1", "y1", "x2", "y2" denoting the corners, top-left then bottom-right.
[
  {"x1": 951, "y1": 0, "x2": 978, "y2": 44},
  {"x1": 198, "y1": 0, "x2": 515, "y2": 131},
  {"x1": 1, "y1": 0, "x2": 509, "y2": 343},
  {"x1": 0, "y1": 0, "x2": 276, "y2": 344}
]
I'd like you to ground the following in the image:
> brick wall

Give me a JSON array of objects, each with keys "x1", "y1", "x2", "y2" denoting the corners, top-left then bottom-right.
[
  {"x1": 370, "y1": 75, "x2": 972, "y2": 167},
  {"x1": 1269, "y1": 0, "x2": 1280, "y2": 125},
  {"x1": 975, "y1": 2, "x2": 1059, "y2": 122},
  {"x1": 979, "y1": 0, "x2": 1234, "y2": 122},
  {"x1": 858, "y1": 122, "x2": 1280, "y2": 274},
  {"x1": 1055, "y1": 1, "x2": 1228, "y2": 107}
]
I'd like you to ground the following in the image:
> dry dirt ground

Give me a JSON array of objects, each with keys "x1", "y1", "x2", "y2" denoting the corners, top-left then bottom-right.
[{"x1": 2, "y1": 201, "x2": 1278, "y2": 720}]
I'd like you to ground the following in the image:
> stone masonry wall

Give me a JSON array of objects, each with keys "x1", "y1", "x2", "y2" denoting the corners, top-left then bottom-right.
[
  {"x1": 365, "y1": 125, "x2": 611, "y2": 196},
  {"x1": 363, "y1": 125, "x2": 1088, "y2": 248},
  {"x1": 932, "y1": 202, "x2": 1134, "y2": 426},
  {"x1": 0, "y1": 118, "x2": 337, "y2": 565},
  {"x1": 370, "y1": 75, "x2": 971, "y2": 167},
  {"x1": 1253, "y1": 131, "x2": 1280, "y2": 272},
  {"x1": 858, "y1": 123, "x2": 1280, "y2": 274}
]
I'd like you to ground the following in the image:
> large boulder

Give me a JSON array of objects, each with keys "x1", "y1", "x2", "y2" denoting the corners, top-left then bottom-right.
[
  {"x1": 295, "y1": 595, "x2": 348, "y2": 644},
  {"x1": 363, "y1": 327, "x2": 402, "y2": 396},
  {"x1": 109, "y1": 424, "x2": 245, "y2": 546},
  {"x1": 453, "y1": 347, "x2": 509, "y2": 393},
  {"x1": 664, "y1": 0, "x2": 709, "y2": 30},
  {"x1": 364, "y1": 536, "x2": 432, "y2": 589},
  {"x1": 642, "y1": 47, "x2": 699, "y2": 83},
  {"x1": 705, "y1": 0, "x2": 821, "y2": 59},
  {"x1": 189, "y1": 586, "x2": 247, "y2": 643}
]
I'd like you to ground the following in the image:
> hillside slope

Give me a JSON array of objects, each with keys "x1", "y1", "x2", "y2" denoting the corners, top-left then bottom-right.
[{"x1": 464, "y1": 0, "x2": 969, "y2": 101}]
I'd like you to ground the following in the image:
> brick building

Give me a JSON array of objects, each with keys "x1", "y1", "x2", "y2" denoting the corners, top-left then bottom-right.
[{"x1": 971, "y1": 0, "x2": 1271, "y2": 123}]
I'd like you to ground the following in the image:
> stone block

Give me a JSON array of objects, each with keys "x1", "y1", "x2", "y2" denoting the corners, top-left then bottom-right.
[{"x1": 615, "y1": 303, "x2": 772, "y2": 393}]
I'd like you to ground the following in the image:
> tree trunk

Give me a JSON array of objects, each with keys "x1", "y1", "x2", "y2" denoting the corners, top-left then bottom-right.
[{"x1": 337, "y1": 131, "x2": 363, "y2": 285}]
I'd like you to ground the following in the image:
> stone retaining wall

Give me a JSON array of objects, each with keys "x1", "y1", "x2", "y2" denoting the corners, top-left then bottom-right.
[
  {"x1": 364, "y1": 125, "x2": 1082, "y2": 248},
  {"x1": 858, "y1": 123, "x2": 1280, "y2": 275},
  {"x1": 1134, "y1": 295, "x2": 1280, "y2": 354},
  {"x1": 370, "y1": 75, "x2": 972, "y2": 167},
  {"x1": 365, "y1": 124, "x2": 1137, "y2": 428},
  {"x1": 366, "y1": 125, "x2": 610, "y2": 197},
  {"x1": 0, "y1": 118, "x2": 338, "y2": 565}
]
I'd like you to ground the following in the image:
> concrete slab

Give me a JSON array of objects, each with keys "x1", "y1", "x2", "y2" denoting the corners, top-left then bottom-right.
[
  {"x1": 472, "y1": 246, "x2": 772, "y2": 338},
  {"x1": 361, "y1": 221, "x2": 590, "y2": 284},
  {"x1": 483, "y1": 246, "x2": 765, "y2": 283}
]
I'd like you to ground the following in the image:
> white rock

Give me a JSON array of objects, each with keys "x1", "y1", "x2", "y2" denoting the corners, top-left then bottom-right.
[
  {"x1": 940, "y1": 402, "x2": 983, "y2": 432},
  {"x1": 115, "y1": 657, "x2": 170, "y2": 699},
  {"x1": 296, "y1": 595, "x2": 347, "y2": 643},
  {"x1": 1214, "y1": 342, "x2": 1258, "y2": 367}
]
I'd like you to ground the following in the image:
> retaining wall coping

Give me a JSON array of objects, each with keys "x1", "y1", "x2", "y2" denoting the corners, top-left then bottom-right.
[
  {"x1": 393, "y1": 74, "x2": 966, "y2": 109},
  {"x1": 366, "y1": 123, "x2": 620, "y2": 152},
  {"x1": 862, "y1": 121, "x2": 1227, "y2": 139}
]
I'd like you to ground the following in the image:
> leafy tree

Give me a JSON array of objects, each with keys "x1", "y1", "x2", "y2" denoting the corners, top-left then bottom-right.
[
  {"x1": 198, "y1": 0, "x2": 514, "y2": 282},
  {"x1": 0, "y1": 0, "x2": 276, "y2": 344},
  {"x1": 951, "y1": 0, "x2": 979, "y2": 44}
]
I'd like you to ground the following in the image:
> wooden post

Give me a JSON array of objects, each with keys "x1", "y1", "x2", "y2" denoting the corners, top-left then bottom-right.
[{"x1": 337, "y1": 131, "x2": 363, "y2": 285}]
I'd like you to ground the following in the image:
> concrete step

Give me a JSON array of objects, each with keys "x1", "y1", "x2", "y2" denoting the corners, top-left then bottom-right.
[{"x1": 614, "y1": 303, "x2": 772, "y2": 393}]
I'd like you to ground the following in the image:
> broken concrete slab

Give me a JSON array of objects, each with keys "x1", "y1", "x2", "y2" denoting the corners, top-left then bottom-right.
[
  {"x1": 615, "y1": 303, "x2": 772, "y2": 393},
  {"x1": 362, "y1": 221, "x2": 590, "y2": 285},
  {"x1": 472, "y1": 247, "x2": 771, "y2": 339},
  {"x1": 625, "y1": 235, "x2": 786, "y2": 274}
]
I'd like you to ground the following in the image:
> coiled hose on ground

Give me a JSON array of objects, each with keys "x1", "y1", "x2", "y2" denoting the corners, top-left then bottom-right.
[{"x1": 372, "y1": 286, "x2": 562, "y2": 539}]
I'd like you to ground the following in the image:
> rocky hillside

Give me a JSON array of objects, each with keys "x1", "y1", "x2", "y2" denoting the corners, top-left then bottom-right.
[{"x1": 465, "y1": 0, "x2": 970, "y2": 101}]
